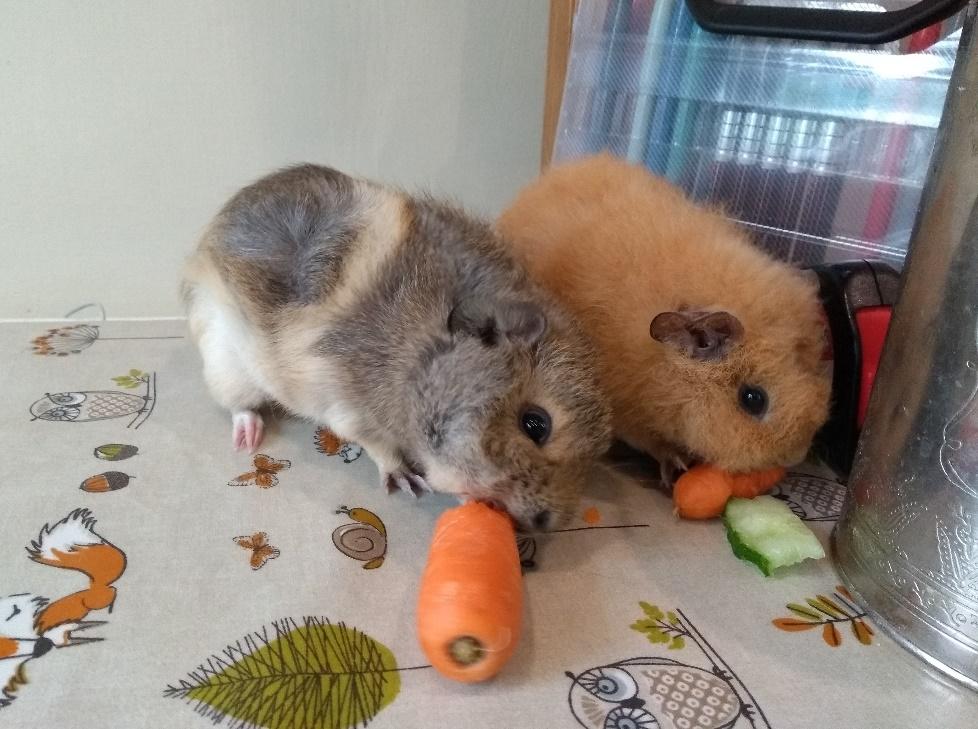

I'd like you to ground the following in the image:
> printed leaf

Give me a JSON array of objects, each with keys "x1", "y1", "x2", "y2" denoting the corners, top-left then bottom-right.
[
  {"x1": 666, "y1": 611, "x2": 679, "y2": 626},
  {"x1": 111, "y1": 370, "x2": 147, "y2": 389},
  {"x1": 786, "y1": 603, "x2": 822, "y2": 621},
  {"x1": 852, "y1": 619, "x2": 874, "y2": 645},
  {"x1": 807, "y1": 597, "x2": 844, "y2": 619},
  {"x1": 630, "y1": 620, "x2": 669, "y2": 644},
  {"x1": 164, "y1": 617, "x2": 400, "y2": 729},
  {"x1": 647, "y1": 629, "x2": 669, "y2": 644},
  {"x1": 836, "y1": 584, "x2": 854, "y2": 600},
  {"x1": 822, "y1": 622, "x2": 842, "y2": 647},
  {"x1": 669, "y1": 636, "x2": 685, "y2": 650},
  {"x1": 772, "y1": 618, "x2": 819, "y2": 632},
  {"x1": 815, "y1": 595, "x2": 847, "y2": 617},
  {"x1": 639, "y1": 602, "x2": 664, "y2": 621}
]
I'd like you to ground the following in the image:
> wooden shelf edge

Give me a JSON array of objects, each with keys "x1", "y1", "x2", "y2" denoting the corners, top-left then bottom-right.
[{"x1": 541, "y1": 0, "x2": 577, "y2": 171}]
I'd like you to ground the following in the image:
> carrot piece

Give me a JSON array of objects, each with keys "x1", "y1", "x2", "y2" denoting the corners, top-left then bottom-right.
[
  {"x1": 673, "y1": 465, "x2": 734, "y2": 519},
  {"x1": 729, "y1": 467, "x2": 786, "y2": 498},
  {"x1": 417, "y1": 502, "x2": 523, "y2": 683}
]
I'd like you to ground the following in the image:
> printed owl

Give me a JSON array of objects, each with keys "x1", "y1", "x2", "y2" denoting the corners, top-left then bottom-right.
[
  {"x1": 567, "y1": 658, "x2": 744, "y2": 729},
  {"x1": 770, "y1": 474, "x2": 846, "y2": 522},
  {"x1": 30, "y1": 384, "x2": 153, "y2": 430},
  {"x1": 31, "y1": 391, "x2": 143, "y2": 422}
]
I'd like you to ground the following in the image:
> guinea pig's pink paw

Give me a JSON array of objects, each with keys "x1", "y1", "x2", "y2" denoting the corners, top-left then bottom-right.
[
  {"x1": 384, "y1": 470, "x2": 432, "y2": 498},
  {"x1": 232, "y1": 410, "x2": 264, "y2": 453}
]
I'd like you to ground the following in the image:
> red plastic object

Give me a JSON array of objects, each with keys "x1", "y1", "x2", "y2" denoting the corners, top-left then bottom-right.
[{"x1": 854, "y1": 306, "x2": 892, "y2": 426}]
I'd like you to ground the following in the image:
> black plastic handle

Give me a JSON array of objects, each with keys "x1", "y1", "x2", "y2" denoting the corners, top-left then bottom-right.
[{"x1": 685, "y1": 0, "x2": 968, "y2": 44}]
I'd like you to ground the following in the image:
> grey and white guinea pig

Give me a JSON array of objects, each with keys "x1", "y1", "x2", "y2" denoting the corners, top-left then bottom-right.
[
  {"x1": 497, "y1": 153, "x2": 831, "y2": 478},
  {"x1": 182, "y1": 163, "x2": 612, "y2": 530}
]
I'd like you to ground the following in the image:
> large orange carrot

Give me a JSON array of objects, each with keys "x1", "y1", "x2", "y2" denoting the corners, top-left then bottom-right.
[{"x1": 416, "y1": 501, "x2": 523, "y2": 683}]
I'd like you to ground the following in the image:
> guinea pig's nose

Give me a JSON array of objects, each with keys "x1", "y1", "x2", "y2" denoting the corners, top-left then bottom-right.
[{"x1": 532, "y1": 510, "x2": 553, "y2": 531}]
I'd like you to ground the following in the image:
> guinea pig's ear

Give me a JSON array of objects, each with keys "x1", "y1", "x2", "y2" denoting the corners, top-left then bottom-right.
[
  {"x1": 448, "y1": 298, "x2": 547, "y2": 347},
  {"x1": 650, "y1": 310, "x2": 743, "y2": 361}
]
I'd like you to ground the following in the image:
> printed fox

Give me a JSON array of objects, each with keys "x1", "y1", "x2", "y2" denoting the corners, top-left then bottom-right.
[
  {"x1": 1, "y1": 508, "x2": 126, "y2": 708},
  {"x1": 25, "y1": 508, "x2": 126, "y2": 633},
  {"x1": 0, "y1": 593, "x2": 105, "y2": 707}
]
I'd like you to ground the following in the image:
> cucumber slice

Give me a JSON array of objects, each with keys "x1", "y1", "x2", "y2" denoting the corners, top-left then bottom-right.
[{"x1": 723, "y1": 496, "x2": 825, "y2": 576}]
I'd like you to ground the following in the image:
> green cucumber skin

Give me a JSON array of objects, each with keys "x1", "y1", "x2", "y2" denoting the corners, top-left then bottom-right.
[{"x1": 724, "y1": 514, "x2": 774, "y2": 576}]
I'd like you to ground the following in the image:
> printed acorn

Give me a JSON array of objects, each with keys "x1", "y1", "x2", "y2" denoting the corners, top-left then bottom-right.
[
  {"x1": 332, "y1": 506, "x2": 387, "y2": 569},
  {"x1": 93, "y1": 443, "x2": 139, "y2": 462},
  {"x1": 80, "y1": 472, "x2": 131, "y2": 493}
]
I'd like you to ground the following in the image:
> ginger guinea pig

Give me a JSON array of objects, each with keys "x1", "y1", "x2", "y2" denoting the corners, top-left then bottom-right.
[{"x1": 497, "y1": 153, "x2": 830, "y2": 480}]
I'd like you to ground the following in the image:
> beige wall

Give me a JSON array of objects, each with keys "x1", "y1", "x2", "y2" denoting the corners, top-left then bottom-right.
[{"x1": 0, "y1": 1, "x2": 548, "y2": 319}]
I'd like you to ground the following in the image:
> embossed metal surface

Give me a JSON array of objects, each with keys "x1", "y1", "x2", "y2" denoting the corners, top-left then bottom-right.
[{"x1": 834, "y1": 4, "x2": 978, "y2": 690}]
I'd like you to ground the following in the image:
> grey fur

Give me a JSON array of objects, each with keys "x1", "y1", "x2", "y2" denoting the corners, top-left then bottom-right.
[{"x1": 218, "y1": 164, "x2": 363, "y2": 307}]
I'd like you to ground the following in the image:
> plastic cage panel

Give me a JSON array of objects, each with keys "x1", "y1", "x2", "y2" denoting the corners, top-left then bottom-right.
[{"x1": 553, "y1": 0, "x2": 962, "y2": 266}]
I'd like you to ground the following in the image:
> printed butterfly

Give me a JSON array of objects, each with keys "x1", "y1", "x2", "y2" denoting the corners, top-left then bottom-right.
[
  {"x1": 228, "y1": 454, "x2": 291, "y2": 489},
  {"x1": 232, "y1": 531, "x2": 281, "y2": 570}
]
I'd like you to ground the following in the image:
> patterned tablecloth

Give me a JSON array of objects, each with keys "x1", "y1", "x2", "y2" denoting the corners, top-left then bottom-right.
[{"x1": 1, "y1": 320, "x2": 975, "y2": 728}]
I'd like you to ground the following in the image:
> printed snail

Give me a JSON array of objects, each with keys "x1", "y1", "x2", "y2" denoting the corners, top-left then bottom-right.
[
  {"x1": 416, "y1": 501, "x2": 523, "y2": 683},
  {"x1": 332, "y1": 506, "x2": 387, "y2": 569}
]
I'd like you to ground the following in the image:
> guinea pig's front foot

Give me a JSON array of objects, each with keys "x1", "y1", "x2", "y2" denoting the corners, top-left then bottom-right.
[
  {"x1": 657, "y1": 453, "x2": 691, "y2": 490},
  {"x1": 383, "y1": 469, "x2": 432, "y2": 498},
  {"x1": 231, "y1": 410, "x2": 265, "y2": 453},
  {"x1": 659, "y1": 461, "x2": 679, "y2": 489}
]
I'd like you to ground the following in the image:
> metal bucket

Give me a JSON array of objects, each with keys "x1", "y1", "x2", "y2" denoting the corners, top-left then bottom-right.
[{"x1": 833, "y1": 3, "x2": 978, "y2": 690}]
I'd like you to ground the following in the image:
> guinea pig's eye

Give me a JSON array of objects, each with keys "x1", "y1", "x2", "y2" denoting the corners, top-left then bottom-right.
[
  {"x1": 738, "y1": 384, "x2": 768, "y2": 418},
  {"x1": 519, "y1": 406, "x2": 552, "y2": 446}
]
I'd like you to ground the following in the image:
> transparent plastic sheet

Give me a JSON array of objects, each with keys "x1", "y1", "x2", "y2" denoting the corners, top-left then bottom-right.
[{"x1": 553, "y1": 0, "x2": 962, "y2": 267}]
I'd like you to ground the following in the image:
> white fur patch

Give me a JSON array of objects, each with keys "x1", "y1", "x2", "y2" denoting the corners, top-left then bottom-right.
[
  {"x1": 194, "y1": 288, "x2": 271, "y2": 406},
  {"x1": 322, "y1": 399, "x2": 362, "y2": 443},
  {"x1": 423, "y1": 461, "x2": 476, "y2": 497}
]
